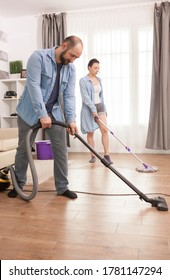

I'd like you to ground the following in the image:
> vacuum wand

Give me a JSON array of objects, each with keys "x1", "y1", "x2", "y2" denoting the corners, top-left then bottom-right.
[{"x1": 74, "y1": 131, "x2": 168, "y2": 211}]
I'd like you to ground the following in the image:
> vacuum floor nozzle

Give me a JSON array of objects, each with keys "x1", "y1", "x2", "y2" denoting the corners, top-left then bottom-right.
[{"x1": 151, "y1": 196, "x2": 168, "y2": 211}]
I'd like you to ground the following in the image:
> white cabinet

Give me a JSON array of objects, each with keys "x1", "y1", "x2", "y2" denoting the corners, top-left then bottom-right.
[{"x1": 0, "y1": 78, "x2": 26, "y2": 128}]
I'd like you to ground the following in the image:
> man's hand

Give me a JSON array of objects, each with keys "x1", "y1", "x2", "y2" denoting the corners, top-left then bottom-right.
[
  {"x1": 67, "y1": 122, "x2": 78, "y2": 135},
  {"x1": 40, "y1": 116, "x2": 52, "y2": 129}
]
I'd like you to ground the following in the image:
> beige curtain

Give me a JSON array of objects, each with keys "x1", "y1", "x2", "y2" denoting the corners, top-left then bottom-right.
[
  {"x1": 42, "y1": 12, "x2": 70, "y2": 146},
  {"x1": 42, "y1": 12, "x2": 67, "y2": 48},
  {"x1": 146, "y1": 2, "x2": 170, "y2": 150}
]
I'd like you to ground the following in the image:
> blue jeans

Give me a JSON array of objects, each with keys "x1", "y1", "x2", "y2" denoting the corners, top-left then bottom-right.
[{"x1": 15, "y1": 116, "x2": 69, "y2": 194}]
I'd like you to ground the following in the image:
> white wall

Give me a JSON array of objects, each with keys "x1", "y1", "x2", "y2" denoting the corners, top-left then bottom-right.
[
  {"x1": 0, "y1": 16, "x2": 7, "y2": 31},
  {"x1": 0, "y1": 16, "x2": 43, "y2": 139},
  {"x1": 5, "y1": 15, "x2": 42, "y2": 69},
  {"x1": 0, "y1": 17, "x2": 9, "y2": 73}
]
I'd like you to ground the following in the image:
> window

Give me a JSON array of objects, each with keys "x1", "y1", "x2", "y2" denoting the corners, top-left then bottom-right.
[{"x1": 67, "y1": 4, "x2": 154, "y2": 153}]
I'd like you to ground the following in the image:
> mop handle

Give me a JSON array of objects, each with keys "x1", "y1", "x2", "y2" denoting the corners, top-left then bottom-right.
[{"x1": 94, "y1": 115, "x2": 148, "y2": 167}]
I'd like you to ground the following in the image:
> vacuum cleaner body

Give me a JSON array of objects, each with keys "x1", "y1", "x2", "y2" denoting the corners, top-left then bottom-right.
[{"x1": 0, "y1": 169, "x2": 11, "y2": 191}]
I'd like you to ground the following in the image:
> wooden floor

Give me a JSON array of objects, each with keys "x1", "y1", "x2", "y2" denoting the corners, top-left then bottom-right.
[{"x1": 0, "y1": 152, "x2": 170, "y2": 260}]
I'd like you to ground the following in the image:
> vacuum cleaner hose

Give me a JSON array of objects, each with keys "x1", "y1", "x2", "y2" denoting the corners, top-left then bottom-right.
[{"x1": 7, "y1": 120, "x2": 69, "y2": 201}]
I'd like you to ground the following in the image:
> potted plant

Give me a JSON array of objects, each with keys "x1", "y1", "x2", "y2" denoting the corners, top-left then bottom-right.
[{"x1": 9, "y1": 60, "x2": 23, "y2": 78}]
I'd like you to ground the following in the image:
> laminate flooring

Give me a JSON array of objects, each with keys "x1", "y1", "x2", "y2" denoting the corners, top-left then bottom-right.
[{"x1": 0, "y1": 153, "x2": 170, "y2": 260}]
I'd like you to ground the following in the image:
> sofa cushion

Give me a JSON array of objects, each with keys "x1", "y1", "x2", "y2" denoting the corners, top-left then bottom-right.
[
  {"x1": 0, "y1": 138, "x2": 18, "y2": 151},
  {"x1": 0, "y1": 128, "x2": 18, "y2": 140},
  {"x1": 0, "y1": 149, "x2": 16, "y2": 169}
]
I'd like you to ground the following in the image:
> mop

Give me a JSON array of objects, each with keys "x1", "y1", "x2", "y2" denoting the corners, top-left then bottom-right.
[{"x1": 94, "y1": 116, "x2": 158, "y2": 173}]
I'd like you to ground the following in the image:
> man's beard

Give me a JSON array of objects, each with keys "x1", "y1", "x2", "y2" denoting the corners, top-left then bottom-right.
[{"x1": 59, "y1": 49, "x2": 70, "y2": 65}]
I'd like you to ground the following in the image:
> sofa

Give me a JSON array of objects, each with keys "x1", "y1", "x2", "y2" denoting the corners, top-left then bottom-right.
[{"x1": 0, "y1": 128, "x2": 18, "y2": 170}]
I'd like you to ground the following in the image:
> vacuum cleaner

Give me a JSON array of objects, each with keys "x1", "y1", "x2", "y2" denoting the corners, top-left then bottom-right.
[{"x1": 4, "y1": 120, "x2": 168, "y2": 211}]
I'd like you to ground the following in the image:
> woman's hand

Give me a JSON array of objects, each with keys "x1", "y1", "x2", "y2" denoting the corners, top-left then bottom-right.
[{"x1": 92, "y1": 112, "x2": 98, "y2": 117}]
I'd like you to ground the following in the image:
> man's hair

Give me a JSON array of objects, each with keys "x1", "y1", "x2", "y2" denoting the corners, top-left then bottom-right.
[
  {"x1": 88, "y1": 58, "x2": 100, "y2": 68},
  {"x1": 63, "y1": 35, "x2": 83, "y2": 49}
]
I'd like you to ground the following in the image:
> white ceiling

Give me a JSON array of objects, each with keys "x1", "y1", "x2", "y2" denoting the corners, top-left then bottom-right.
[{"x1": 0, "y1": 0, "x2": 154, "y2": 18}]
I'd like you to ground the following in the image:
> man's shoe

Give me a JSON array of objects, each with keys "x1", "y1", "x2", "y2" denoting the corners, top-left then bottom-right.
[
  {"x1": 8, "y1": 186, "x2": 23, "y2": 198},
  {"x1": 8, "y1": 189, "x2": 18, "y2": 198},
  {"x1": 103, "y1": 155, "x2": 113, "y2": 165},
  {"x1": 60, "y1": 189, "x2": 77, "y2": 199}
]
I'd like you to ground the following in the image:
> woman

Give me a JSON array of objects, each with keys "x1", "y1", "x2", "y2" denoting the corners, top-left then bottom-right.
[{"x1": 79, "y1": 58, "x2": 113, "y2": 164}]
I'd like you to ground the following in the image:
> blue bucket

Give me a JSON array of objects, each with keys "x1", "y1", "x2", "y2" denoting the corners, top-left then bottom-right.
[{"x1": 35, "y1": 140, "x2": 54, "y2": 160}]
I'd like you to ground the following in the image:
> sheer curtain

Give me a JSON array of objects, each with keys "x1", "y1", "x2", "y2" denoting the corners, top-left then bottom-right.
[{"x1": 67, "y1": 4, "x2": 154, "y2": 154}]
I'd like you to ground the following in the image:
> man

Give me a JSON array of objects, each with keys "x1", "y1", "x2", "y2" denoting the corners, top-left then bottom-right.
[{"x1": 8, "y1": 35, "x2": 83, "y2": 199}]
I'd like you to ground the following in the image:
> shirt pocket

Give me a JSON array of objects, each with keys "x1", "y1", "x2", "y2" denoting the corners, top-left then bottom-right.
[{"x1": 41, "y1": 71, "x2": 52, "y2": 89}]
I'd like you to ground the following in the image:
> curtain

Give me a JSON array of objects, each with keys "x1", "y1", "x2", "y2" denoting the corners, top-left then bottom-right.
[
  {"x1": 146, "y1": 2, "x2": 170, "y2": 150},
  {"x1": 66, "y1": 4, "x2": 155, "y2": 154},
  {"x1": 42, "y1": 12, "x2": 67, "y2": 48},
  {"x1": 42, "y1": 13, "x2": 70, "y2": 146}
]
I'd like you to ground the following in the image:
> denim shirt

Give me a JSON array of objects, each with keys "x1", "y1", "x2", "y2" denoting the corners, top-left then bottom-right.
[
  {"x1": 79, "y1": 75, "x2": 106, "y2": 133},
  {"x1": 16, "y1": 47, "x2": 76, "y2": 126}
]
